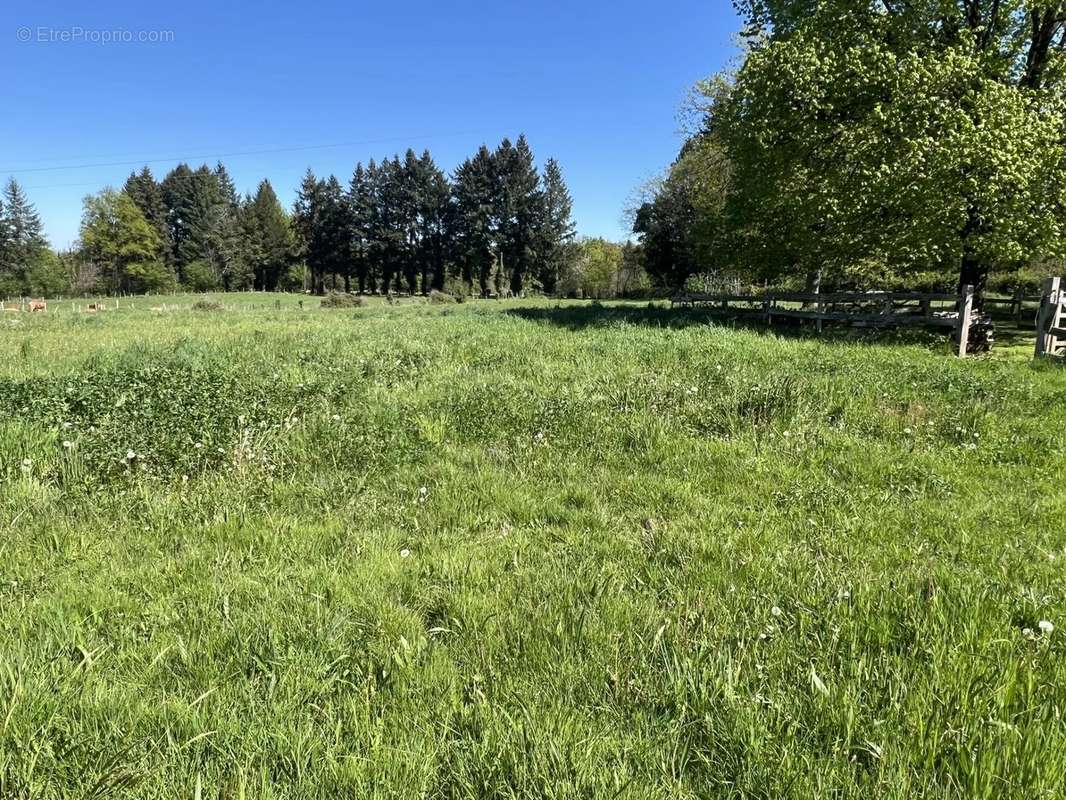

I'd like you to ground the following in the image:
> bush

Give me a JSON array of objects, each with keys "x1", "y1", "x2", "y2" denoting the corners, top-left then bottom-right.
[
  {"x1": 320, "y1": 292, "x2": 364, "y2": 309},
  {"x1": 428, "y1": 290, "x2": 456, "y2": 305},
  {"x1": 183, "y1": 260, "x2": 221, "y2": 292},
  {"x1": 192, "y1": 299, "x2": 224, "y2": 312},
  {"x1": 126, "y1": 261, "x2": 177, "y2": 294},
  {"x1": 443, "y1": 277, "x2": 471, "y2": 303}
]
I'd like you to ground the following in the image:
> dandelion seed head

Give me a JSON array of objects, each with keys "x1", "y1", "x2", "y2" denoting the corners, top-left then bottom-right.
[{"x1": 1039, "y1": 620, "x2": 1054, "y2": 635}]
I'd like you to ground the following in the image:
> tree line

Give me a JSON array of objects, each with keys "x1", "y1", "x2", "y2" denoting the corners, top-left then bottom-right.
[
  {"x1": 635, "y1": 0, "x2": 1066, "y2": 304},
  {"x1": 1, "y1": 134, "x2": 609, "y2": 300}
]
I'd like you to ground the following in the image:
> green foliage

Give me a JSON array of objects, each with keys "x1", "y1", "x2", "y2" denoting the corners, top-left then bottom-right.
[
  {"x1": 0, "y1": 178, "x2": 51, "y2": 297},
  {"x1": 0, "y1": 299, "x2": 1062, "y2": 796},
  {"x1": 25, "y1": 250, "x2": 70, "y2": 297},
  {"x1": 319, "y1": 291, "x2": 364, "y2": 309},
  {"x1": 443, "y1": 275, "x2": 471, "y2": 302},
  {"x1": 534, "y1": 158, "x2": 577, "y2": 294},
  {"x1": 78, "y1": 189, "x2": 174, "y2": 294},
  {"x1": 563, "y1": 238, "x2": 649, "y2": 299},
  {"x1": 427, "y1": 288, "x2": 455, "y2": 304},
  {"x1": 182, "y1": 259, "x2": 221, "y2": 292},
  {"x1": 244, "y1": 180, "x2": 294, "y2": 291},
  {"x1": 640, "y1": 2, "x2": 1066, "y2": 297}
]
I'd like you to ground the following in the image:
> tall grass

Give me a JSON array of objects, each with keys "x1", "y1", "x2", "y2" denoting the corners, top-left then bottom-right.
[{"x1": 0, "y1": 299, "x2": 1063, "y2": 797}]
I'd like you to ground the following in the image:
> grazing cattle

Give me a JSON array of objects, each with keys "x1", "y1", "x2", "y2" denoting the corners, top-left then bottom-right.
[
  {"x1": 87, "y1": 303, "x2": 105, "y2": 311},
  {"x1": 30, "y1": 301, "x2": 46, "y2": 313}
]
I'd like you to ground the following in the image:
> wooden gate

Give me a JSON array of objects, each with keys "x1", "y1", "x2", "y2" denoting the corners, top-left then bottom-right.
[{"x1": 1035, "y1": 277, "x2": 1066, "y2": 357}]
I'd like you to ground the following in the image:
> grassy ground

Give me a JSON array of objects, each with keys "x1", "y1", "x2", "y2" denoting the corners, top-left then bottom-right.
[{"x1": 0, "y1": 297, "x2": 1063, "y2": 798}]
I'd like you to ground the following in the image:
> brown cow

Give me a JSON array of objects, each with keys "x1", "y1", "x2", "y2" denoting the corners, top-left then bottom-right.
[{"x1": 30, "y1": 301, "x2": 46, "y2": 313}]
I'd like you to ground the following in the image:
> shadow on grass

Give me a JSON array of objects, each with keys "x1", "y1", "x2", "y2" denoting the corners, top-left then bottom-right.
[{"x1": 506, "y1": 302, "x2": 1041, "y2": 353}]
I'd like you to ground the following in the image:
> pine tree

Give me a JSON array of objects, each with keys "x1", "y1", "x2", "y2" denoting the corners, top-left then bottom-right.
[
  {"x1": 492, "y1": 135, "x2": 541, "y2": 295},
  {"x1": 246, "y1": 180, "x2": 293, "y2": 291},
  {"x1": 293, "y1": 169, "x2": 324, "y2": 294},
  {"x1": 400, "y1": 149, "x2": 423, "y2": 294},
  {"x1": 123, "y1": 168, "x2": 172, "y2": 266},
  {"x1": 161, "y1": 163, "x2": 227, "y2": 285},
  {"x1": 214, "y1": 162, "x2": 240, "y2": 210},
  {"x1": 348, "y1": 163, "x2": 373, "y2": 293},
  {"x1": 320, "y1": 175, "x2": 350, "y2": 292},
  {"x1": 416, "y1": 150, "x2": 452, "y2": 292},
  {"x1": 453, "y1": 146, "x2": 497, "y2": 296},
  {"x1": 370, "y1": 158, "x2": 408, "y2": 294},
  {"x1": 293, "y1": 171, "x2": 347, "y2": 294},
  {"x1": 0, "y1": 178, "x2": 50, "y2": 296},
  {"x1": 535, "y1": 158, "x2": 576, "y2": 294}
]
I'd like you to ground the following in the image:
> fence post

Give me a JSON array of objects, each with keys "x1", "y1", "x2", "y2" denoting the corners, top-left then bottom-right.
[
  {"x1": 1035, "y1": 276, "x2": 1062, "y2": 357},
  {"x1": 955, "y1": 285, "x2": 974, "y2": 358}
]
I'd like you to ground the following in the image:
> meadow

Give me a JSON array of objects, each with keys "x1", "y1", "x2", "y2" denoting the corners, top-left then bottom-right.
[{"x1": 0, "y1": 294, "x2": 1063, "y2": 798}]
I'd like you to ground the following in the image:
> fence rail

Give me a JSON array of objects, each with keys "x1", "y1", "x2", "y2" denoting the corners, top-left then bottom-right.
[{"x1": 672, "y1": 286, "x2": 983, "y2": 356}]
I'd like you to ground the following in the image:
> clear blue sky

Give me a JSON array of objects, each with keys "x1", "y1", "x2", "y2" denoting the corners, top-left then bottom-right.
[{"x1": 2, "y1": 0, "x2": 740, "y2": 249}]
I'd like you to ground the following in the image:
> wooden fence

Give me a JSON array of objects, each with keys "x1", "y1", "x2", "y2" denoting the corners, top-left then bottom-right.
[
  {"x1": 672, "y1": 286, "x2": 984, "y2": 356},
  {"x1": 1035, "y1": 277, "x2": 1066, "y2": 357}
]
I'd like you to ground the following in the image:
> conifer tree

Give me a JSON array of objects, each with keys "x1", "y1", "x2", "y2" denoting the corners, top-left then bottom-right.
[
  {"x1": 0, "y1": 178, "x2": 50, "y2": 296},
  {"x1": 453, "y1": 146, "x2": 497, "y2": 296},
  {"x1": 535, "y1": 158, "x2": 576, "y2": 294},
  {"x1": 416, "y1": 150, "x2": 452, "y2": 292},
  {"x1": 246, "y1": 180, "x2": 293, "y2": 290},
  {"x1": 347, "y1": 163, "x2": 373, "y2": 293},
  {"x1": 492, "y1": 135, "x2": 541, "y2": 295},
  {"x1": 123, "y1": 168, "x2": 172, "y2": 267},
  {"x1": 293, "y1": 169, "x2": 325, "y2": 294}
]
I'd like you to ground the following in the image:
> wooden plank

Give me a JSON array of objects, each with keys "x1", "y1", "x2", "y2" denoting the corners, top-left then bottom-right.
[
  {"x1": 956, "y1": 285, "x2": 974, "y2": 358},
  {"x1": 766, "y1": 308, "x2": 958, "y2": 327},
  {"x1": 1035, "y1": 277, "x2": 1062, "y2": 357}
]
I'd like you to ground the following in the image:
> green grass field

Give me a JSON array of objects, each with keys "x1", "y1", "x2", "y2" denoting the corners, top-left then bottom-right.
[{"x1": 0, "y1": 295, "x2": 1063, "y2": 798}]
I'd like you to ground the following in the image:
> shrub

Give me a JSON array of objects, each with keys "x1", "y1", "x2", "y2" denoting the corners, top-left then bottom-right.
[
  {"x1": 428, "y1": 290, "x2": 456, "y2": 305},
  {"x1": 443, "y1": 277, "x2": 471, "y2": 303},
  {"x1": 183, "y1": 260, "x2": 221, "y2": 292},
  {"x1": 320, "y1": 292, "x2": 364, "y2": 309},
  {"x1": 192, "y1": 299, "x2": 224, "y2": 312}
]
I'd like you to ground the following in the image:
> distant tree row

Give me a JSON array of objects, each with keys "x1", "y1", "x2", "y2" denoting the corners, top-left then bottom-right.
[
  {"x1": 59, "y1": 134, "x2": 578, "y2": 298},
  {"x1": 293, "y1": 135, "x2": 575, "y2": 297},
  {"x1": 1, "y1": 134, "x2": 657, "y2": 301}
]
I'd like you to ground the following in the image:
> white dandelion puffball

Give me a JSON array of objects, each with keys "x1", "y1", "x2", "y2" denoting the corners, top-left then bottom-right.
[
  {"x1": 400, "y1": 548, "x2": 411, "y2": 559},
  {"x1": 771, "y1": 606, "x2": 783, "y2": 618},
  {"x1": 1039, "y1": 620, "x2": 1054, "y2": 635},
  {"x1": 62, "y1": 440, "x2": 73, "y2": 449},
  {"x1": 126, "y1": 449, "x2": 137, "y2": 461}
]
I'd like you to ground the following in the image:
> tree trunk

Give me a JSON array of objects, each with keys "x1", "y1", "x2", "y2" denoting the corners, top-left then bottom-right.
[
  {"x1": 958, "y1": 249, "x2": 988, "y2": 309},
  {"x1": 803, "y1": 268, "x2": 822, "y2": 308}
]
